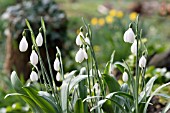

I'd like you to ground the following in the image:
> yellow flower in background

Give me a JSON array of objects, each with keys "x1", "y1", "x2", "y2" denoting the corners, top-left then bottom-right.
[
  {"x1": 129, "y1": 12, "x2": 138, "y2": 21},
  {"x1": 91, "y1": 17, "x2": 98, "y2": 26},
  {"x1": 105, "y1": 15, "x2": 114, "y2": 24},
  {"x1": 109, "y1": 9, "x2": 117, "y2": 17},
  {"x1": 98, "y1": 18, "x2": 105, "y2": 26},
  {"x1": 118, "y1": 79, "x2": 123, "y2": 85},
  {"x1": 94, "y1": 45, "x2": 101, "y2": 52},
  {"x1": 116, "y1": 11, "x2": 124, "y2": 18}
]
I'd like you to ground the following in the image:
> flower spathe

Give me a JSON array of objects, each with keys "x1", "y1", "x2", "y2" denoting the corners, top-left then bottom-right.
[
  {"x1": 30, "y1": 50, "x2": 38, "y2": 65},
  {"x1": 139, "y1": 56, "x2": 146, "y2": 68},
  {"x1": 131, "y1": 40, "x2": 137, "y2": 55},
  {"x1": 30, "y1": 71, "x2": 38, "y2": 82},
  {"x1": 75, "y1": 48, "x2": 88, "y2": 63},
  {"x1": 36, "y1": 32, "x2": 43, "y2": 47},
  {"x1": 76, "y1": 32, "x2": 84, "y2": 46},
  {"x1": 123, "y1": 28, "x2": 135, "y2": 43},
  {"x1": 19, "y1": 36, "x2": 28, "y2": 52},
  {"x1": 122, "y1": 72, "x2": 128, "y2": 82},
  {"x1": 53, "y1": 57, "x2": 60, "y2": 71}
]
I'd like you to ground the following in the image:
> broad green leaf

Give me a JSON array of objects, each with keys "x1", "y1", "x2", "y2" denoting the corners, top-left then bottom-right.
[
  {"x1": 5, "y1": 93, "x2": 44, "y2": 113},
  {"x1": 61, "y1": 82, "x2": 69, "y2": 113},
  {"x1": 138, "y1": 76, "x2": 157, "y2": 103},
  {"x1": 144, "y1": 82, "x2": 170, "y2": 113},
  {"x1": 10, "y1": 71, "x2": 26, "y2": 94},
  {"x1": 74, "y1": 98, "x2": 84, "y2": 113},
  {"x1": 23, "y1": 87, "x2": 57, "y2": 113},
  {"x1": 102, "y1": 74, "x2": 120, "y2": 92}
]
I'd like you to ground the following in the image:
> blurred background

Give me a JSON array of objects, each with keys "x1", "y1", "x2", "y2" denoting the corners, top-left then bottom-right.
[{"x1": 0, "y1": 0, "x2": 170, "y2": 112}]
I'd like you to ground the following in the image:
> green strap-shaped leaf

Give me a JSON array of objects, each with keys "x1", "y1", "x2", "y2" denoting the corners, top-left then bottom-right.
[
  {"x1": 23, "y1": 87, "x2": 57, "y2": 113},
  {"x1": 5, "y1": 93, "x2": 44, "y2": 113},
  {"x1": 74, "y1": 98, "x2": 84, "y2": 113},
  {"x1": 102, "y1": 74, "x2": 120, "y2": 92}
]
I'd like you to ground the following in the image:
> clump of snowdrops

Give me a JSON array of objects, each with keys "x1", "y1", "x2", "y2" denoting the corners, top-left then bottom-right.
[{"x1": 5, "y1": 17, "x2": 170, "y2": 113}]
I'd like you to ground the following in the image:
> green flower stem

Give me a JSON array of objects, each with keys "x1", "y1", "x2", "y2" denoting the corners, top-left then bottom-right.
[{"x1": 135, "y1": 15, "x2": 139, "y2": 113}]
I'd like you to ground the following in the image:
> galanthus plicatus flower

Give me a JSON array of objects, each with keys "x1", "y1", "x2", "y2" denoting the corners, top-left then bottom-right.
[
  {"x1": 93, "y1": 83, "x2": 100, "y2": 95},
  {"x1": 11, "y1": 71, "x2": 17, "y2": 77},
  {"x1": 36, "y1": 32, "x2": 43, "y2": 47},
  {"x1": 30, "y1": 50, "x2": 38, "y2": 65},
  {"x1": 56, "y1": 72, "x2": 61, "y2": 81},
  {"x1": 19, "y1": 36, "x2": 28, "y2": 52},
  {"x1": 53, "y1": 57, "x2": 60, "y2": 71},
  {"x1": 85, "y1": 37, "x2": 90, "y2": 45},
  {"x1": 122, "y1": 72, "x2": 128, "y2": 82},
  {"x1": 123, "y1": 28, "x2": 135, "y2": 43},
  {"x1": 139, "y1": 56, "x2": 146, "y2": 68},
  {"x1": 30, "y1": 71, "x2": 38, "y2": 82},
  {"x1": 75, "y1": 48, "x2": 88, "y2": 63},
  {"x1": 76, "y1": 32, "x2": 84, "y2": 46},
  {"x1": 131, "y1": 40, "x2": 137, "y2": 55}
]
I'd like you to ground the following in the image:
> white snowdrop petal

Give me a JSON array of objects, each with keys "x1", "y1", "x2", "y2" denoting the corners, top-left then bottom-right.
[
  {"x1": 131, "y1": 40, "x2": 137, "y2": 55},
  {"x1": 75, "y1": 48, "x2": 84, "y2": 63},
  {"x1": 56, "y1": 72, "x2": 61, "y2": 81},
  {"x1": 30, "y1": 71, "x2": 38, "y2": 82},
  {"x1": 53, "y1": 58, "x2": 60, "y2": 71},
  {"x1": 30, "y1": 50, "x2": 38, "y2": 65},
  {"x1": 36, "y1": 33, "x2": 43, "y2": 47},
  {"x1": 83, "y1": 48, "x2": 88, "y2": 59},
  {"x1": 122, "y1": 72, "x2": 128, "y2": 82},
  {"x1": 76, "y1": 32, "x2": 84, "y2": 46},
  {"x1": 85, "y1": 37, "x2": 90, "y2": 45},
  {"x1": 139, "y1": 56, "x2": 146, "y2": 68},
  {"x1": 19, "y1": 36, "x2": 28, "y2": 52},
  {"x1": 123, "y1": 28, "x2": 135, "y2": 43}
]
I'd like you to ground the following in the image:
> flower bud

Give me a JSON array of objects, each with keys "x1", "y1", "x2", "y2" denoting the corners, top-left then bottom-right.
[
  {"x1": 19, "y1": 36, "x2": 28, "y2": 52},
  {"x1": 75, "y1": 48, "x2": 88, "y2": 63},
  {"x1": 36, "y1": 32, "x2": 43, "y2": 47},
  {"x1": 30, "y1": 71, "x2": 38, "y2": 82},
  {"x1": 139, "y1": 56, "x2": 146, "y2": 68},
  {"x1": 30, "y1": 50, "x2": 38, "y2": 65},
  {"x1": 131, "y1": 40, "x2": 137, "y2": 55},
  {"x1": 76, "y1": 32, "x2": 84, "y2": 46},
  {"x1": 123, "y1": 28, "x2": 135, "y2": 43},
  {"x1": 54, "y1": 57, "x2": 60, "y2": 71},
  {"x1": 56, "y1": 72, "x2": 62, "y2": 81},
  {"x1": 122, "y1": 72, "x2": 128, "y2": 82}
]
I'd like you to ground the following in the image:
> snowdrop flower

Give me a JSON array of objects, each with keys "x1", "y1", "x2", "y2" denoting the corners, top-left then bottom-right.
[
  {"x1": 131, "y1": 40, "x2": 137, "y2": 55},
  {"x1": 75, "y1": 48, "x2": 88, "y2": 63},
  {"x1": 19, "y1": 36, "x2": 28, "y2": 52},
  {"x1": 122, "y1": 72, "x2": 128, "y2": 82},
  {"x1": 85, "y1": 37, "x2": 90, "y2": 45},
  {"x1": 165, "y1": 72, "x2": 170, "y2": 79},
  {"x1": 56, "y1": 72, "x2": 62, "y2": 81},
  {"x1": 36, "y1": 32, "x2": 43, "y2": 47},
  {"x1": 123, "y1": 28, "x2": 135, "y2": 43},
  {"x1": 93, "y1": 83, "x2": 100, "y2": 95},
  {"x1": 30, "y1": 71, "x2": 38, "y2": 82},
  {"x1": 30, "y1": 50, "x2": 38, "y2": 65},
  {"x1": 139, "y1": 56, "x2": 147, "y2": 68},
  {"x1": 53, "y1": 57, "x2": 60, "y2": 71},
  {"x1": 76, "y1": 32, "x2": 84, "y2": 46},
  {"x1": 38, "y1": 91, "x2": 50, "y2": 97}
]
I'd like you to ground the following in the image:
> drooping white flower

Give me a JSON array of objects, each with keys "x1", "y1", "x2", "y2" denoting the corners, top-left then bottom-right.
[
  {"x1": 30, "y1": 71, "x2": 38, "y2": 82},
  {"x1": 122, "y1": 72, "x2": 128, "y2": 82},
  {"x1": 56, "y1": 72, "x2": 62, "y2": 81},
  {"x1": 76, "y1": 32, "x2": 84, "y2": 46},
  {"x1": 53, "y1": 57, "x2": 60, "y2": 71},
  {"x1": 123, "y1": 28, "x2": 135, "y2": 43},
  {"x1": 85, "y1": 37, "x2": 90, "y2": 45},
  {"x1": 75, "y1": 48, "x2": 88, "y2": 63},
  {"x1": 19, "y1": 36, "x2": 28, "y2": 52},
  {"x1": 131, "y1": 40, "x2": 137, "y2": 55},
  {"x1": 139, "y1": 56, "x2": 147, "y2": 68},
  {"x1": 30, "y1": 50, "x2": 38, "y2": 65},
  {"x1": 36, "y1": 32, "x2": 43, "y2": 47}
]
